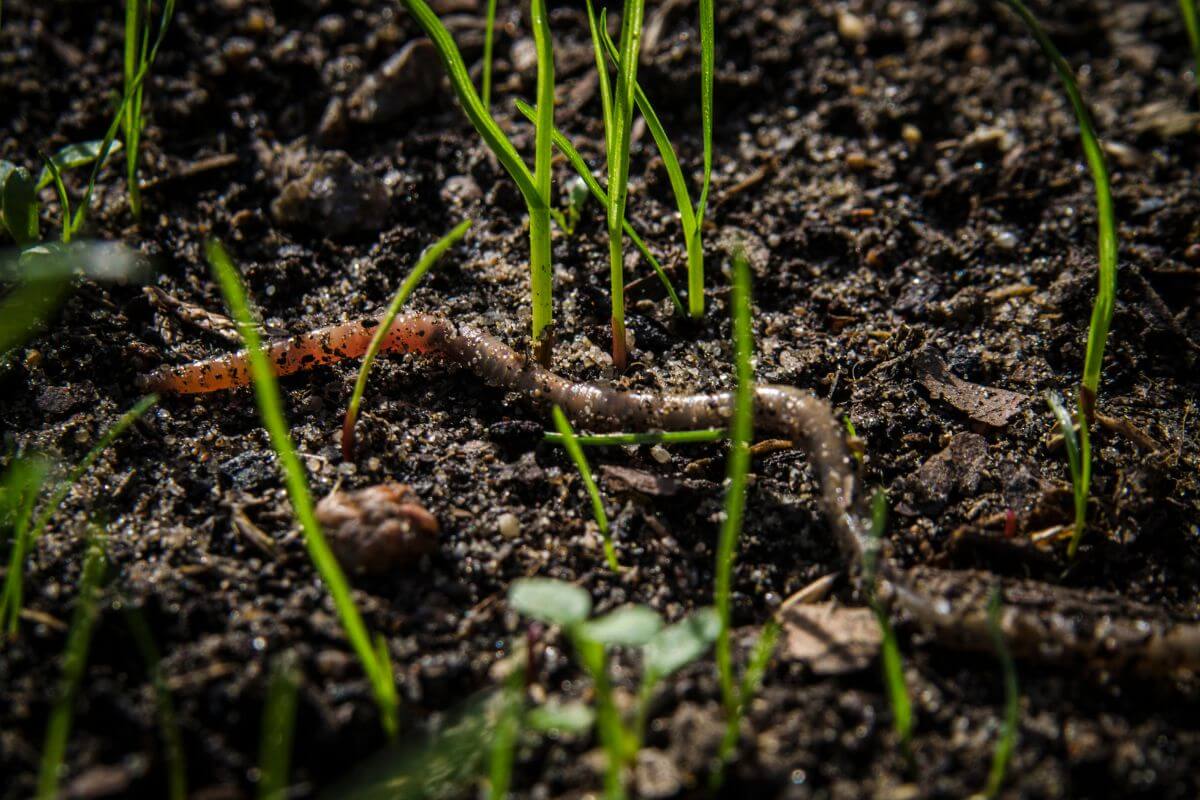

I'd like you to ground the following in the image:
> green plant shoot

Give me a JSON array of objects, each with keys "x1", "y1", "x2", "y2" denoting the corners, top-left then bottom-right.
[
  {"x1": 207, "y1": 239, "x2": 398, "y2": 736},
  {"x1": 258, "y1": 652, "x2": 300, "y2": 800},
  {"x1": 342, "y1": 219, "x2": 471, "y2": 459},
  {"x1": 1180, "y1": 0, "x2": 1200, "y2": 98},
  {"x1": 400, "y1": 0, "x2": 556, "y2": 364},
  {"x1": 984, "y1": 588, "x2": 1019, "y2": 798},
  {"x1": 514, "y1": 99, "x2": 684, "y2": 315},
  {"x1": 482, "y1": 0, "x2": 499, "y2": 107},
  {"x1": 36, "y1": 532, "x2": 107, "y2": 800},
  {"x1": 1046, "y1": 391, "x2": 1088, "y2": 557},
  {"x1": 715, "y1": 248, "x2": 754, "y2": 748},
  {"x1": 551, "y1": 405, "x2": 620, "y2": 571},
  {"x1": 864, "y1": 490, "x2": 913, "y2": 747}
]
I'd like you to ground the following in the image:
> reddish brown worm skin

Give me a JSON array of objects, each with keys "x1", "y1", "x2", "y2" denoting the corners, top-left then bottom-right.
[{"x1": 140, "y1": 313, "x2": 1200, "y2": 679}]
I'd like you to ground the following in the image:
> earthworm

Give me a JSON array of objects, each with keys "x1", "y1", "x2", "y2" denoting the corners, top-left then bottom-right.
[{"x1": 141, "y1": 313, "x2": 1200, "y2": 680}]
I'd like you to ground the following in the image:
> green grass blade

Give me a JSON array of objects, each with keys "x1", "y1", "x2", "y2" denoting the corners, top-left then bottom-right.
[
  {"x1": 543, "y1": 428, "x2": 724, "y2": 446},
  {"x1": 2, "y1": 165, "x2": 39, "y2": 245},
  {"x1": 696, "y1": 0, "x2": 714, "y2": 222},
  {"x1": 984, "y1": 589, "x2": 1019, "y2": 798},
  {"x1": 399, "y1": 0, "x2": 539, "y2": 205},
  {"x1": 36, "y1": 532, "x2": 107, "y2": 800},
  {"x1": 1180, "y1": 0, "x2": 1200, "y2": 97},
  {"x1": 1, "y1": 395, "x2": 155, "y2": 636},
  {"x1": 342, "y1": 219, "x2": 471, "y2": 459},
  {"x1": 586, "y1": 1, "x2": 616, "y2": 157},
  {"x1": 999, "y1": 0, "x2": 1115, "y2": 413},
  {"x1": 39, "y1": 151, "x2": 72, "y2": 243},
  {"x1": 864, "y1": 490, "x2": 913, "y2": 747},
  {"x1": 207, "y1": 239, "x2": 397, "y2": 736},
  {"x1": 599, "y1": 25, "x2": 703, "y2": 317},
  {"x1": 714, "y1": 249, "x2": 754, "y2": 723},
  {"x1": 35, "y1": 140, "x2": 124, "y2": 191},
  {"x1": 73, "y1": 0, "x2": 174, "y2": 235},
  {"x1": 487, "y1": 657, "x2": 525, "y2": 800},
  {"x1": 573, "y1": 636, "x2": 628, "y2": 800},
  {"x1": 599, "y1": 27, "x2": 696, "y2": 241},
  {"x1": 1045, "y1": 391, "x2": 1086, "y2": 555},
  {"x1": 125, "y1": 607, "x2": 187, "y2": 800},
  {"x1": 0, "y1": 458, "x2": 50, "y2": 636},
  {"x1": 551, "y1": 405, "x2": 619, "y2": 571},
  {"x1": 514, "y1": 100, "x2": 685, "y2": 315},
  {"x1": 529, "y1": 0, "x2": 555, "y2": 363},
  {"x1": 481, "y1": 0, "x2": 498, "y2": 107},
  {"x1": 604, "y1": 0, "x2": 646, "y2": 369},
  {"x1": 258, "y1": 652, "x2": 300, "y2": 800}
]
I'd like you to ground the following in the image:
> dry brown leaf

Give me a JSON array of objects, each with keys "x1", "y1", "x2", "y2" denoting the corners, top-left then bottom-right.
[{"x1": 915, "y1": 349, "x2": 1027, "y2": 427}]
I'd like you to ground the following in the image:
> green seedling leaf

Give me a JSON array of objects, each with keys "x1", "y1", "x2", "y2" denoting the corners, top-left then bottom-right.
[
  {"x1": 508, "y1": 578, "x2": 592, "y2": 627},
  {"x1": 35, "y1": 140, "x2": 123, "y2": 191},
  {"x1": 3, "y1": 166, "x2": 39, "y2": 246},
  {"x1": 342, "y1": 219, "x2": 471, "y2": 459},
  {"x1": 984, "y1": 588, "x2": 1019, "y2": 798},
  {"x1": 1045, "y1": 390, "x2": 1087, "y2": 555},
  {"x1": 551, "y1": 405, "x2": 619, "y2": 570},
  {"x1": 208, "y1": 239, "x2": 397, "y2": 737},
  {"x1": 526, "y1": 701, "x2": 595, "y2": 735},
  {"x1": 643, "y1": 607, "x2": 720, "y2": 680},
  {"x1": 579, "y1": 605, "x2": 662, "y2": 647},
  {"x1": 0, "y1": 160, "x2": 16, "y2": 202},
  {"x1": 258, "y1": 652, "x2": 300, "y2": 800}
]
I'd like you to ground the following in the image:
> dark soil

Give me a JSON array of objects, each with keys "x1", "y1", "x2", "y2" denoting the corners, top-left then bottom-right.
[{"x1": 3, "y1": 0, "x2": 1200, "y2": 797}]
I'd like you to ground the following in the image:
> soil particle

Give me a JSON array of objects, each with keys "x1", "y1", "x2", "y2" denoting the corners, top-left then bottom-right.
[
  {"x1": 314, "y1": 482, "x2": 439, "y2": 574},
  {"x1": 344, "y1": 39, "x2": 441, "y2": 127},
  {"x1": 270, "y1": 150, "x2": 389, "y2": 236}
]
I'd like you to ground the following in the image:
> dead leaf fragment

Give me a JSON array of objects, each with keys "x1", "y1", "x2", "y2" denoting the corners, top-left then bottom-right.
[
  {"x1": 779, "y1": 602, "x2": 882, "y2": 675},
  {"x1": 915, "y1": 349, "x2": 1027, "y2": 427}
]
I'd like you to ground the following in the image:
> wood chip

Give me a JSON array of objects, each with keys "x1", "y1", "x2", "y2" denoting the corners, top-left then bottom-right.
[
  {"x1": 779, "y1": 602, "x2": 881, "y2": 675},
  {"x1": 915, "y1": 349, "x2": 1027, "y2": 427}
]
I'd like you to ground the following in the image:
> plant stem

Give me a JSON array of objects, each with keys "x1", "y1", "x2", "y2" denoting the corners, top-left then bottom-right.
[
  {"x1": 482, "y1": 0, "x2": 498, "y2": 107},
  {"x1": 529, "y1": 0, "x2": 555, "y2": 366}
]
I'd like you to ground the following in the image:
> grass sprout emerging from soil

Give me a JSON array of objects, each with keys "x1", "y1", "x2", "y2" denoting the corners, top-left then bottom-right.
[
  {"x1": 341, "y1": 219, "x2": 471, "y2": 459},
  {"x1": 864, "y1": 490, "x2": 914, "y2": 749},
  {"x1": 551, "y1": 405, "x2": 620, "y2": 571},
  {"x1": 585, "y1": 0, "x2": 645, "y2": 370},
  {"x1": 514, "y1": 99, "x2": 684, "y2": 316},
  {"x1": 983, "y1": 588, "x2": 1020, "y2": 799},
  {"x1": 600, "y1": 20, "x2": 710, "y2": 320},
  {"x1": 36, "y1": 531, "x2": 107, "y2": 800},
  {"x1": 1000, "y1": 0, "x2": 1116, "y2": 557},
  {"x1": 1, "y1": 394, "x2": 156, "y2": 636},
  {"x1": 207, "y1": 239, "x2": 398, "y2": 736},
  {"x1": 399, "y1": 0, "x2": 557, "y2": 365},
  {"x1": 257, "y1": 652, "x2": 300, "y2": 800},
  {"x1": 509, "y1": 578, "x2": 718, "y2": 799},
  {"x1": 1045, "y1": 391, "x2": 1088, "y2": 556},
  {"x1": 122, "y1": 0, "x2": 172, "y2": 219}
]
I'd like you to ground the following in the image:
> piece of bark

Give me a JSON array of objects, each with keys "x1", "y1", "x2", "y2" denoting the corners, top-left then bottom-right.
[{"x1": 915, "y1": 349, "x2": 1027, "y2": 427}]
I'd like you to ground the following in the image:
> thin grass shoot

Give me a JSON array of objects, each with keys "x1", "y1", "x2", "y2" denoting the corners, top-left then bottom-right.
[
  {"x1": 342, "y1": 219, "x2": 471, "y2": 459},
  {"x1": 1045, "y1": 391, "x2": 1087, "y2": 557},
  {"x1": 400, "y1": 0, "x2": 555, "y2": 364},
  {"x1": 258, "y1": 652, "x2": 300, "y2": 800},
  {"x1": 984, "y1": 588, "x2": 1019, "y2": 798},
  {"x1": 514, "y1": 99, "x2": 684, "y2": 315},
  {"x1": 599, "y1": 24, "x2": 705, "y2": 318},
  {"x1": 207, "y1": 239, "x2": 397, "y2": 735},
  {"x1": 551, "y1": 405, "x2": 619, "y2": 571},
  {"x1": 1, "y1": 394, "x2": 156, "y2": 636},
  {"x1": 543, "y1": 428, "x2": 724, "y2": 446},
  {"x1": 482, "y1": 0, "x2": 499, "y2": 107},
  {"x1": 865, "y1": 490, "x2": 913, "y2": 747},
  {"x1": 714, "y1": 248, "x2": 754, "y2": 757},
  {"x1": 36, "y1": 531, "x2": 107, "y2": 800}
]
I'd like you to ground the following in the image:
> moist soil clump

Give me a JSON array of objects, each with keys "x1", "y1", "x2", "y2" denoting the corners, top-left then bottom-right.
[{"x1": 2, "y1": 1, "x2": 1200, "y2": 797}]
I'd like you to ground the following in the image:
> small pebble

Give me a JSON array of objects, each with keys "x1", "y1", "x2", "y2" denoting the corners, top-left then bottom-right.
[
  {"x1": 837, "y1": 11, "x2": 868, "y2": 43},
  {"x1": 498, "y1": 512, "x2": 521, "y2": 539},
  {"x1": 901, "y1": 123, "x2": 922, "y2": 147},
  {"x1": 649, "y1": 445, "x2": 671, "y2": 464}
]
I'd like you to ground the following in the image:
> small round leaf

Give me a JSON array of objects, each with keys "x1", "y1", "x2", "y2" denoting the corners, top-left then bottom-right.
[
  {"x1": 508, "y1": 578, "x2": 592, "y2": 627},
  {"x1": 579, "y1": 605, "x2": 662, "y2": 647},
  {"x1": 644, "y1": 607, "x2": 720, "y2": 679}
]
